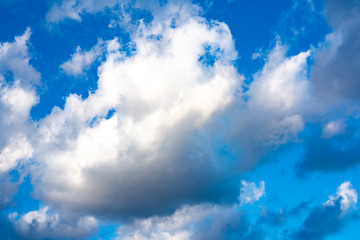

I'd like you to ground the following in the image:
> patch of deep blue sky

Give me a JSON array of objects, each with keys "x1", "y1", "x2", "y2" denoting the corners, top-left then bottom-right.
[{"x1": 1, "y1": 0, "x2": 359, "y2": 239}]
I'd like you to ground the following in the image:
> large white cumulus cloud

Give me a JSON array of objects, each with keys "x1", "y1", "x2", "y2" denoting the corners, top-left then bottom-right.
[
  {"x1": 32, "y1": 2, "x2": 242, "y2": 219},
  {"x1": 0, "y1": 1, "x2": 314, "y2": 223},
  {"x1": 3, "y1": 1, "x2": 354, "y2": 239}
]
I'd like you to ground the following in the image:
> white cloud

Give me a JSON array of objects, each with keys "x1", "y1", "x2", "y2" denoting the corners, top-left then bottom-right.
[
  {"x1": 239, "y1": 180, "x2": 265, "y2": 204},
  {"x1": 31, "y1": 2, "x2": 242, "y2": 219},
  {"x1": 0, "y1": 28, "x2": 40, "y2": 85},
  {"x1": 230, "y1": 43, "x2": 310, "y2": 168},
  {"x1": 0, "y1": 28, "x2": 40, "y2": 220},
  {"x1": 248, "y1": 43, "x2": 310, "y2": 113},
  {"x1": 60, "y1": 41, "x2": 105, "y2": 76},
  {"x1": 0, "y1": 28, "x2": 39, "y2": 174},
  {"x1": 116, "y1": 180, "x2": 264, "y2": 240},
  {"x1": 338, "y1": 182, "x2": 358, "y2": 212},
  {"x1": 30, "y1": 3, "x2": 315, "y2": 221},
  {"x1": 325, "y1": 181, "x2": 358, "y2": 214},
  {"x1": 0, "y1": 137, "x2": 33, "y2": 172},
  {"x1": 9, "y1": 206, "x2": 98, "y2": 239},
  {"x1": 322, "y1": 120, "x2": 346, "y2": 138},
  {"x1": 1, "y1": 1, "x2": 360, "y2": 239},
  {"x1": 115, "y1": 180, "x2": 264, "y2": 240},
  {"x1": 116, "y1": 203, "x2": 245, "y2": 240}
]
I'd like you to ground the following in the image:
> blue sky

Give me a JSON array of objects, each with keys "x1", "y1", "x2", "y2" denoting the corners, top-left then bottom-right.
[{"x1": 0, "y1": 0, "x2": 360, "y2": 239}]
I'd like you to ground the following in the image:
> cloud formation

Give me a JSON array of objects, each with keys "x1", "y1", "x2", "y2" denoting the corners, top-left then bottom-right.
[
  {"x1": 239, "y1": 180, "x2": 265, "y2": 204},
  {"x1": 325, "y1": 181, "x2": 358, "y2": 213},
  {"x1": 60, "y1": 41, "x2": 105, "y2": 76},
  {"x1": 0, "y1": 28, "x2": 40, "y2": 210},
  {"x1": 116, "y1": 180, "x2": 265, "y2": 240},
  {"x1": 117, "y1": 203, "x2": 247, "y2": 240},
  {"x1": 1, "y1": 0, "x2": 360, "y2": 239},
  {"x1": 229, "y1": 43, "x2": 310, "y2": 168},
  {"x1": 115, "y1": 181, "x2": 358, "y2": 240},
  {"x1": 9, "y1": 206, "x2": 98, "y2": 239},
  {"x1": 31, "y1": 2, "x2": 242, "y2": 220},
  {"x1": 0, "y1": 28, "x2": 38, "y2": 173},
  {"x1": 293, "y1": 181, "x2": 358, "y2": 240}
]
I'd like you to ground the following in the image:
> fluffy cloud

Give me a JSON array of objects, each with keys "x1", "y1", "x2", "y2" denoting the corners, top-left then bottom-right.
[
  {"x1": 325, "y1": 181, "x2": 358, "y2": 213},
  {"x1": 31, "y1": 2, "x2": 242, "y2": 219},
  {"x1": 229, "y1": 43, "x2": 310, "y2": 168},
  {"x1": 116, "y1": 203, "x2": 247, "y2": 240},
  {"x1": 0, "y1": 28, "x2": 38, "y2": 173},
  {"x1": 31, "y1": 2, "x2": 316, "y2": 222},
  {"x1": 116, "y1": 180, "x2": 265, "y2": 240},
  {"x1": 0, "y1": 29, "x2": 39, "y2": 210},
  {"x1": 9, "y1": 206, "x2": 98, "y2": 239},
  {"x1": 0, "y1": 28, "x2": 40, "y2": 86},
  {"x1": 239, "y1": 180, "x2": 265, "y2": 204},
  {"x1": 3, "y1": 1, "x2": 360, "y2": 239},
  {"x1": 293, "y1": 181, "x2": 358, "y2": 240},
  {"x1": 60, "y1": 41, "x2": 105, "y2": 76},
  {"x1": 248, "y1": 44, "x2": 310, "y2": 113},
  {"x1": 115, "y1": 181, "x2": 357, "y2": 240}
]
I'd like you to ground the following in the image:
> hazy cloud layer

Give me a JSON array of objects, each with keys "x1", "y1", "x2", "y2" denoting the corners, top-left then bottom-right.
[{"x1": 46, "y1": 0, "x2": 119, "y2": 23}]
